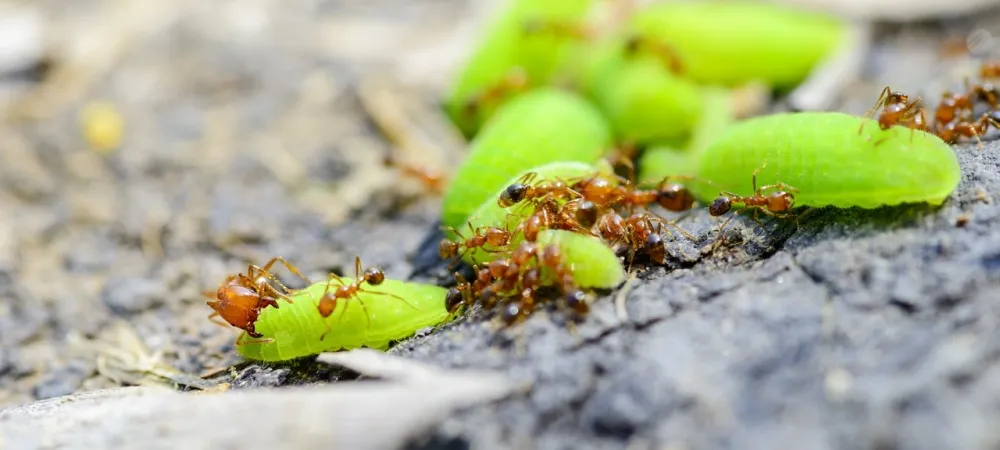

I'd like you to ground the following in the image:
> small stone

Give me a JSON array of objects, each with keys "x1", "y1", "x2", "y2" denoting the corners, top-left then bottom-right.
[
  {"x1": 32, "y1": 361, "x2": 91, "y2": 400},
  {"x1": 101, "y1": 277, "x2": 167, "y2": 315}
]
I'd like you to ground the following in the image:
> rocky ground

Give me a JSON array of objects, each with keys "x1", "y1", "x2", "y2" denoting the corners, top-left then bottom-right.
[{"x1": 2, "y1": 1, "x2": 1000, "y2": 449}]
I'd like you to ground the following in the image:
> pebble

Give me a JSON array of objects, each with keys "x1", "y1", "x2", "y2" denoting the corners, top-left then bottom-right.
[{"x1": 101, "y1": 276, "x2": 168, "y2": 315}]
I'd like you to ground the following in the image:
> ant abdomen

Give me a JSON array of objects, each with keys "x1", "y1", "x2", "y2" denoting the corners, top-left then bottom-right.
[{"x1": 709, "y1": 197, "x2": 732, "y2": 216}]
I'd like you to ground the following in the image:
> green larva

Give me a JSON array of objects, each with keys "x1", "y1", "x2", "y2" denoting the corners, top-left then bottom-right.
[
  {"x1": 637, "y1": 87, "x2": 734, "y2": 186},
  {"x1": 534, "y1": 229, "x2": 625, "y2": 289},
  {"x1": 628, "y1": 1, "x2": 845, "y2": 89},
  {"x1": 444, "y1": 0, "x2": 599, "y2": 137},
  {"x1": 459, "y1": 160, "x2": 612, "y2": 264},
  {"x1": 441, "y1": 88, "x2": 612, "y2": 231},
  {"x1": 237, "y1": 279, "x2": 451, "y2": 362},
  {"x1": 690, "y1": 112, "x2": 962, "y2": 208},
  {"x1": 577, "y1": 36, "x2": 703, "y2": 144}
]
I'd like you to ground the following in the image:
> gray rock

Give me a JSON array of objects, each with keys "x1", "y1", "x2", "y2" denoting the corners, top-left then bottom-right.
[
  {"x1": 32, "y1": 361, "x2": 91, "y2": 400},
  {"x1": 0, "y1": 351, "x2": 517, "y2": 450},
  {"x1": 100, "y1": 277, "x2": 168, "y2": 315}
]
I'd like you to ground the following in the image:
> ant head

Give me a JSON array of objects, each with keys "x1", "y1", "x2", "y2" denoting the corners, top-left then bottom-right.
[
  {"x1": 574, "y1": 200, "x2": 599, "y2": 228},
  {"x1": 709, "y1": 197, "x2": 732, "y2": 216},
  {"x1": 438, "y1": 240, "x2": 458, "y2": 258},
  {"x1": 644, "y1": 233, "x2": 667, "y2": 263},
  {"x1": 445, "y1": 288, "x2": 464, "y2": 313},
  {"x1": 657, "y1": 184, "x2": 696, "y2": 212},
  {"x1": 479, "y1": 287, "x2": 497, "y2": 306},
  {"x1": 564, "y1": 290, "x2": 589, "y2": 315},
  {"x1": 541, "y1": 244, "x2": 561, "y2": 263},
  {"x1": 499, "y1": 183, "x2": 528, "y2": 207},
  {"x1": 364, "y1": 267, "x2": 385, "y2": 285},
  {"x1": 208, "y1": 283, "x2": 261, "y2": 330},
  {"x1": 501, "y1": 302, "x2": 522, "y2": 325}
]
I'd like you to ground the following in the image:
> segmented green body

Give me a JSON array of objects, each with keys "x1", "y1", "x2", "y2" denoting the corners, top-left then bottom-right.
[
  {"x1": 575, "y1": 36, "x2": 703, "y2": 144},
  {"x1": 459, "y1": 160, "x2": 612, "y2": 263},
  {"x1": 445, "y1": 0, "x2": 599, "y2": 136},
  {"x1": 691, "y1": 112, "x2": 962, "y2": 208},
  {"x1": 441, "y1": 88, "x2": 612, "y2": 230},
  {"x1": 637, "y1": 87, "x2": 733, "y2": 186},
  {"x1": 534, "y1": 229, "x2": 625, "y2": 289},
  {"x1": 237, "y1": 279, "x2": 451, "y2": 362},
  {"x1": 629, "y1": 1, "x2": 845, "y2": 89}
]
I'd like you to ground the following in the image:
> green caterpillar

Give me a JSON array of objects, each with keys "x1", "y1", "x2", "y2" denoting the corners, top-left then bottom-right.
[
  {"x1": 627, "y1": 1, "x2": 845, "y2": 89},
  {"x1": 237, "y1": 279, "x2": 452, "y2": 362},
  {"x1": 444, "y1": 0, "x2": 599, "y2": 137},
  {"x1": 690, "y1": 112, "x2": 961, "y2": 208},
  {"x1": 441, "y1": 88, "x2": 612, "y2": 231}
]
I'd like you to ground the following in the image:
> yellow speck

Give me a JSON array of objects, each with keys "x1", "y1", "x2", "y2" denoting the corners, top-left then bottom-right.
[{"x1": 80, "y1": 100, "x2": 124, "y2": 154}]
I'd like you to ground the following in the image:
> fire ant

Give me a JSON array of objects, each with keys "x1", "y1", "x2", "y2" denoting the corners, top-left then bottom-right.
[
  {"x1": 933, "y1": 89, "x2": 974, "y2": 126},
  {"x1": 512, "y1": 197, "x2": 592, "y2": 241},
  {"x1": 708, "y1": 163, "x2": 798, "y2": 247},
  {"x1": 980, "y1": 60, "x2": 1000, "y2": 79},
  {"x1": 537, "y1": 244, "x2": 589, "y2": 317},
  {"x1": 498, "y1": 172, "x2": 581, "y2": 208},
  {"x1": 935, "y1": 112, "x2": 1000, "y2": 148},
  {"x1": 314, "y1": 256, "x2": 415, "y2": 339},
  {"x1": 206, "y1": 257, "x2": 312, "y2": 338},
  {"x1": 860, "y1": 86, "x2": 928, "y2": 139},
  {"x1": 439, "y1": 221, "x2": 513, "y2": 266}
]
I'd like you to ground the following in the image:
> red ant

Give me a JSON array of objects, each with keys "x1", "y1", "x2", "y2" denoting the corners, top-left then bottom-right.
[
  {"x1": 512, "y1": 197, "x2": 593, "y2": 241},
  {"x1": 860, "y1": 86, "x2": 928, "y2": 141},
  {"x1": 439, "y1": 221, "x2": 513, "y2": 266},
  {"x1": 935, "y1": 112, "x2": 1000, "y2": 148},
  {"x1": 498, "y1": 172, "x2": 581, "y2": 208},
  {"x1": 314, "y1": 256, "x2": 415, "y2": 339},
  {"x1": 933, "y1": 89, "x2": 974, "y2": 126},
  {"x1": 708, "y1": 163, "x2": 798, "y2": 248},
  {"x1": 205, "y1": 257, "x2": 311, "y2": 338},
  {"x1": 980, "y1": 60, "x2": 1000, "y2": 79}
]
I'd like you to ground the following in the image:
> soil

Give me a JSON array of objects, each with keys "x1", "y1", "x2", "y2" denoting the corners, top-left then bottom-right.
[{"x1": 2, "y1": 1, "x2": 1000, "y2": 449}]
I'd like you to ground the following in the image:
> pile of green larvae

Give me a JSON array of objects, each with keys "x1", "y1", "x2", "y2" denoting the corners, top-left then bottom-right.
[{"x1": 206, "y1": 0, "x2": 964, "y2": 362}]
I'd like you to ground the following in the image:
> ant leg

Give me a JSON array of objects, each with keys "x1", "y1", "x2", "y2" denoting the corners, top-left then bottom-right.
[
  {"x1": 207, "y1": 312, "x2": 230, "y2": 329},
  {"x1": 751, "y1": 163, "x2": 769, "y2": 193},
  {"x1": 236, "y1": 333, "x2": 275, "y2": 346},
  {"x1": 756, "y1": 182, "x2": 799, "y2": 195},
  {"x1": 364, "y1": 288, "x2": 418, "y2": 310},
  {"x1": 259, "y1": 257, "x2": 313, "y2": 285},
  {"x1": 645, "y1": 213, "x2": 695, "y2": 241},
  {"x1": 710, "y1": 207, "x2": 752, "y2": 252},
  {"x1": 353, "y1": 256, "x2": 363, "y2": 280},
  {"x1": 247, "y1": 265, "x2": 296, "y2": 302}
]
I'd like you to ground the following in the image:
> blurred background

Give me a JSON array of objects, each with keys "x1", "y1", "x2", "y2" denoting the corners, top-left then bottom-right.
[{"x1": 1, "y1": 0, "x2": 999, "y2": 418}]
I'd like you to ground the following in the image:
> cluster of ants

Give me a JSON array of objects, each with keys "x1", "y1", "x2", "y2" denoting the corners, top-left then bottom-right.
[
  {"x1": 865, "y1": 60, "x2": 1000, "y2": 146},
  {"x1": 437, "y1": 165, "x2": 798, "y2": 326}
]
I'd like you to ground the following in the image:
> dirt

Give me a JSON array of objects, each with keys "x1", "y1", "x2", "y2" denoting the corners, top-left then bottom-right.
[{"x1": 2, "y1": 1, "x2": 1000, "y2": 449}]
